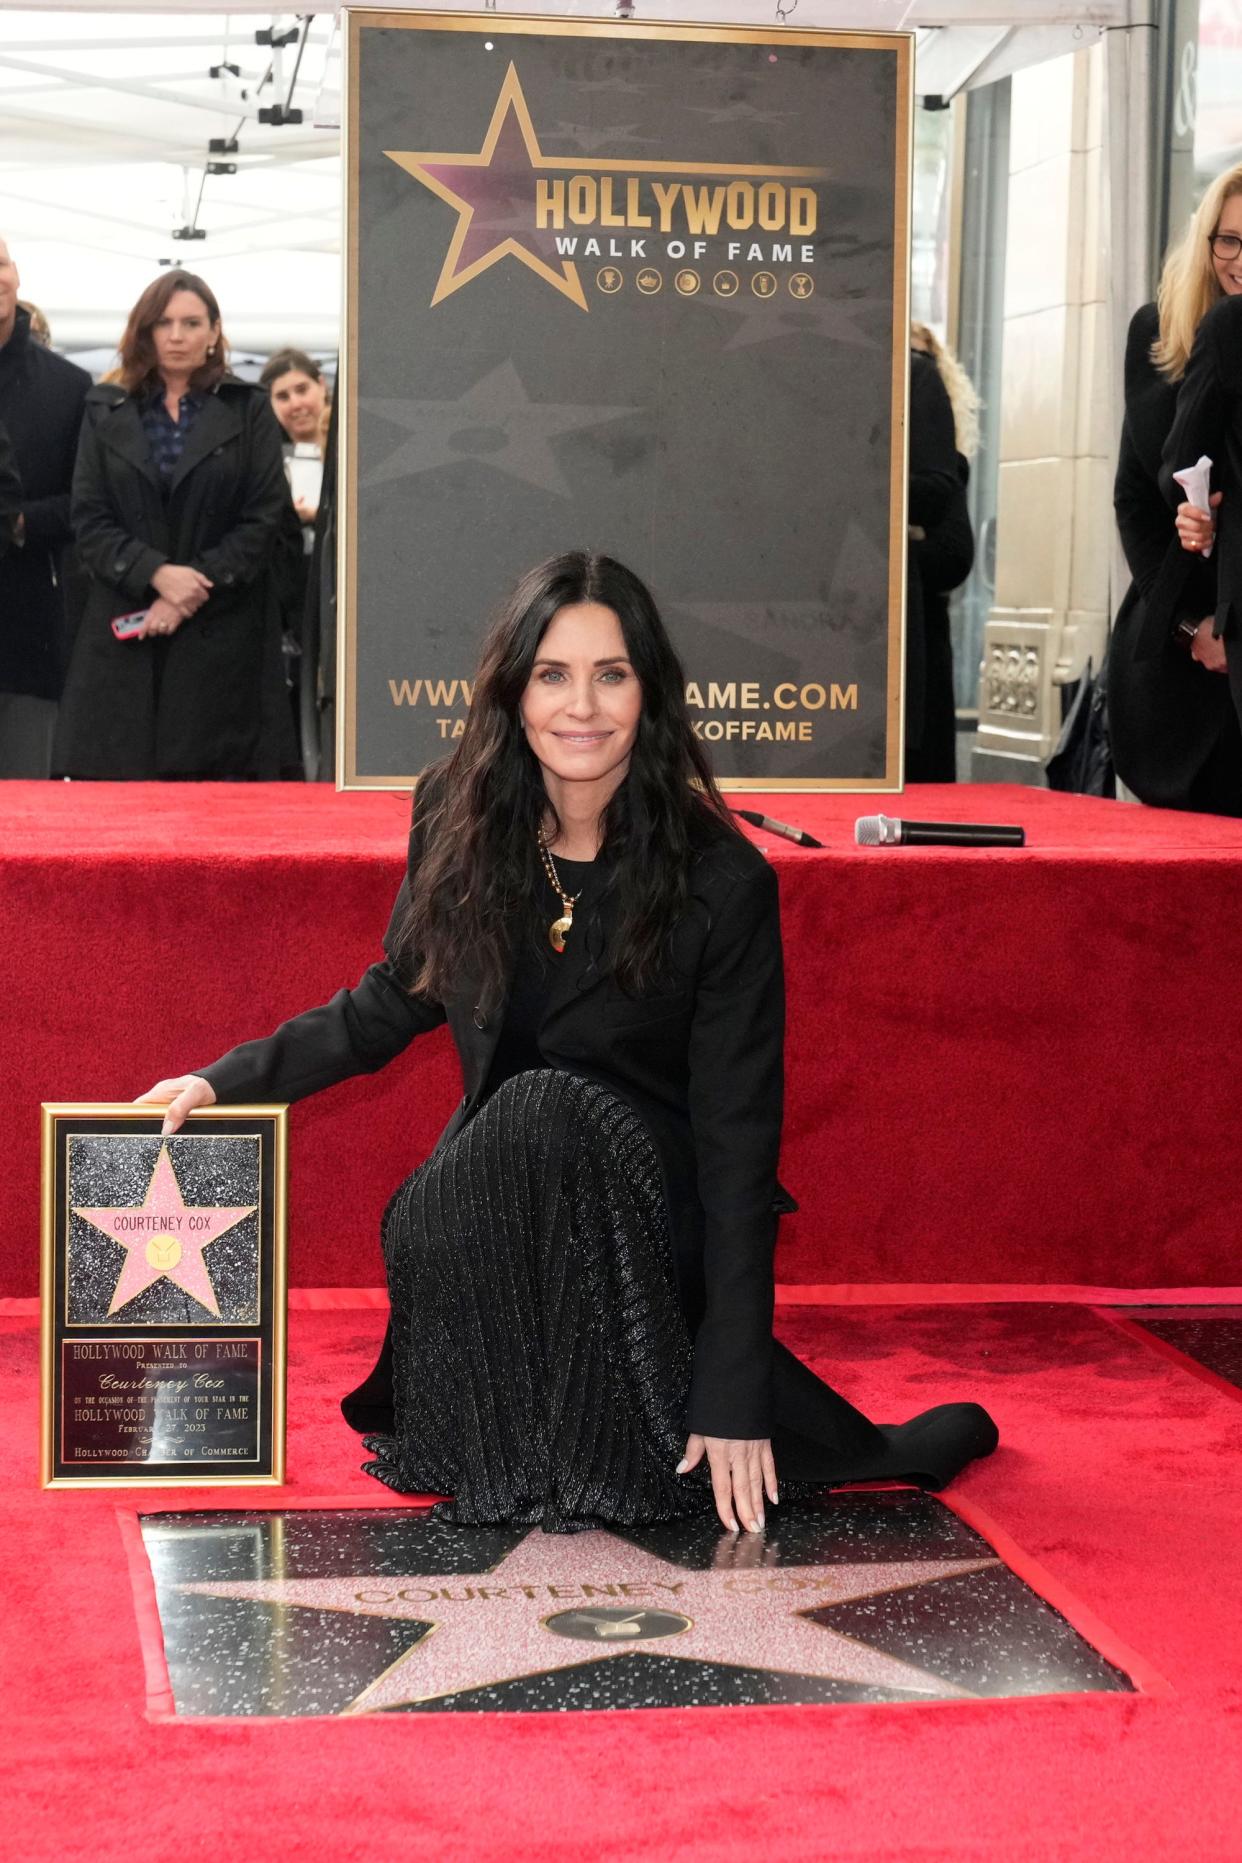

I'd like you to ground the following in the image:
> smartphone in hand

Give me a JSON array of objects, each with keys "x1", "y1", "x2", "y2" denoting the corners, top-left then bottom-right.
[{"x1": 111, "y1": 610, "x2": 149, "y2": 640}]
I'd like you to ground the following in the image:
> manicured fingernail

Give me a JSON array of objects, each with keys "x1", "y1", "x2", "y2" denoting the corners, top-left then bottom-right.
[
  {"x1": 752, "y1": 1518, "x2": 764, "y2": 1533},
  {"x1": 772, "y1": 1490, "x2": 780, "y2": 1506},
  {"x1": 728, "y1": 1518, "x2": 739, "y2": 1533},
  {"x1": 675, "y1": 1458, "x2": 689, "y2": 1474}
]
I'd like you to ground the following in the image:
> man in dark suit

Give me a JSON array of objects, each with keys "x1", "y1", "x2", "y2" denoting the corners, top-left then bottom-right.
[{"x1": 0, "y1": 234, "x2": 91, "y2": 776}]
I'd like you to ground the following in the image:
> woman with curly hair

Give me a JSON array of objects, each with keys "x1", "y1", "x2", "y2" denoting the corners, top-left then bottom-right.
[{"x1": 140, "y1": 552, "x2": 998, "y2": 1534}]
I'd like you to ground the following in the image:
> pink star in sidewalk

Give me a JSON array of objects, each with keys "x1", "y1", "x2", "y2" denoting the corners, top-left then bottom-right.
[
  {"x1": 74, "y1": 1145, "x2": 256, "y2": 1318},
  {"x1": 181, "y1": 1528, "x2": 999, "y2": 1711}
]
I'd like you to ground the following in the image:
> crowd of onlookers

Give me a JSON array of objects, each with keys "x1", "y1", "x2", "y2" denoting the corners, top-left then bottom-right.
[
  {"x1": 0, "y1": 243, "x2": 337, "y2": 781},
  {"x1": 0, "y1": 235, "x2": 980, "y2": 788},
  {"x1": 4, "y1": 158, "x2": 1241, "y2": 806}
]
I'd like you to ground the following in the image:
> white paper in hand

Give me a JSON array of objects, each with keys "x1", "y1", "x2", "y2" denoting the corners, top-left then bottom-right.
[{"x1": 1173, "y1": 455, "x2": 1214, "y2": 559}]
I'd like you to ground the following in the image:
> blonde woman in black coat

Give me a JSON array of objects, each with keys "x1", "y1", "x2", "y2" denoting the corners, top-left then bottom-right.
[
  {"x1": 1107, "y1": 165, "x2": 1242, "y2": 814},
  {"x1": 53, "y1": 270, "x2": 290, "y2": 779}
]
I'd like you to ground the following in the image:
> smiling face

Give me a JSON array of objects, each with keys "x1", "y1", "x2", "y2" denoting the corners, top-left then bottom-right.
[
  {"x1": 1212, "y1": 191, "x2": 1242, "y2": 296},
  {"x1": 520, "y1": 601, "x2": 642, "y2": 794},
  {"x1": 151, "y1": 288, "x2": 219, "y2": 381},
  {"x1": 268, "y1": 367, "x2": 326, "y2": 442}
]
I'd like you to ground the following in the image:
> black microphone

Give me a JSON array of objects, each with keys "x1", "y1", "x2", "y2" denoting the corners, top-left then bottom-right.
[
  {"x1": 732, "y1": 808, "x2": 823, "y2": 848},
  {"x1": 854, "y1": 813, "x2": 1025, "y2": 848}
]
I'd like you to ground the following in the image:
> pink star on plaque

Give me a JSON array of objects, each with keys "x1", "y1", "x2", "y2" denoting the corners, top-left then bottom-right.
[
  {"x1": 180, "y1": 1529, "x2": 1000, "y2": 1711},
  {"x1": 74, "y1": 1144, "x2": 256, "y2": 1318}
]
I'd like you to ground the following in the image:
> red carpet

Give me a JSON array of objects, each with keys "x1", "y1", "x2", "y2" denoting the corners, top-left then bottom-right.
[
  {"x1": 3, "y1": 1296, "x2": 1241, "y2": 1860},
  {"x1": 5, "y1": 781, "x2": 1242, "y2": 1297}
]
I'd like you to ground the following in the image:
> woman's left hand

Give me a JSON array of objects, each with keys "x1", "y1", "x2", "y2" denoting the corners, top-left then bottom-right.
[
  {"x1": 678, "y1": 1433, "x2": 778, "y2": 1534},
  {"x1": 139, "y1": 596, "x2": 185, "y2": 639},
  {"x1": 1175, "y1": 491, "x2": 1222, "y2": 553}
]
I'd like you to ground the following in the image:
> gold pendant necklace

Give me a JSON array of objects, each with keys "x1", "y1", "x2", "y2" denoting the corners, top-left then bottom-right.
[{"x1": 538, "y1": 841, "x2": 583, "y2": 954}]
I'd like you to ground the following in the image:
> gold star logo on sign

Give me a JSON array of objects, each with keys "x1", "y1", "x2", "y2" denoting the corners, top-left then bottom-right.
[{"x1": 385, "y1": 65, "x2": 826, "y2": 312}]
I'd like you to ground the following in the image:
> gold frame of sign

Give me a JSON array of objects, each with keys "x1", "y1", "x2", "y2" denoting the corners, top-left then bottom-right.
[
  {"x1": 40, "y1": 1105, "x2": 288, "y2": 1489},
  {"x1": 337, "y1": 8, "x2": 913, "y2": 793}
]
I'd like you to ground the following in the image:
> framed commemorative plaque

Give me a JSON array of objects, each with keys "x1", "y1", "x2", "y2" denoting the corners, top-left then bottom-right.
[{"x1": 40, "y1": 1105, "x2": 287, "y2": 1488}]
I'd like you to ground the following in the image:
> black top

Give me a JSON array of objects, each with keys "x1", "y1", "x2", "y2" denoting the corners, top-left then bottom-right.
[
  {"x1": 484, "y1": 855, "x2": 596, "y2": 1098},
  {"x1": 1115, "y1": 302, "x2": 1214, "y2": 631},
  {"x1": 1160, "y1": 292, "x2": 1242, "y2": 646},
  {"x1": 200, "y1": 771, "x2": 786, "y2": 1440}
]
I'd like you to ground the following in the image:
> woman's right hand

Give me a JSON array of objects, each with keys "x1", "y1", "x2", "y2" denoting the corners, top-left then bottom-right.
[
  {"x1": 1175, "y1": 491, "x2": 1222, "y2": 553},
  {"x1": 137, "y1": 596, "x2": 185, "y2": 640},
  {"x1": 134, "y1": 1075, "x2": 216, "y2": 1135},
  {"x1": 1191, "y1": 618, "x2": 1229, "y2": 674},
  {"x1": 151, "y1": 563, "x2": 213, "y2": 615}
]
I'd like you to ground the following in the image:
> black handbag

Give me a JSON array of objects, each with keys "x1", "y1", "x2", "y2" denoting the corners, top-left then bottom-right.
[{"x1": 1046, "y1": 653, "x2": 1116, "y2": 797}]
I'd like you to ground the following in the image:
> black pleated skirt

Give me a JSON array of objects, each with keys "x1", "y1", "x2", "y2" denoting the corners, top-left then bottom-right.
[
  {"x1": 366, "y1": 1070, "x2": 715, "y2": 1532},
  {"x1": 363, "y1": 1068, "x2": 997, "y2": 1533}
]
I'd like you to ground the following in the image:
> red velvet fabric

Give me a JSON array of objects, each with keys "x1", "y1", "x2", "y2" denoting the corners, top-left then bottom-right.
[
  {"x1": 3, "y1": 1298, "x2": 1241, "y2": 1859},
  {"x1": 3, "y1": 780, "x2": 1242, "y2": 1297}
]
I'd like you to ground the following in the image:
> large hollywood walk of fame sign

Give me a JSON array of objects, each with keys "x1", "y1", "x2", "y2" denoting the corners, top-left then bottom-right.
[
  {"x1": 342, "y1": 11, "x2": 912, "y2": 790},
  {"x1": 41, "y1": 1106, "x2": 287, "y2": 1487},
  {"x1": 140, "y1": 1496, "x2": 1137, "y2": 1717}
]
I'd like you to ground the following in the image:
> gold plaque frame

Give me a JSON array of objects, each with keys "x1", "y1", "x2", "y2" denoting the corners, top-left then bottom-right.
[
  {"x1": 338, "y1": 7, "x2": 914, "y2": 792},
  {"x1": 40, "y1": 1105, "x2": 288, "y2": 1489}
]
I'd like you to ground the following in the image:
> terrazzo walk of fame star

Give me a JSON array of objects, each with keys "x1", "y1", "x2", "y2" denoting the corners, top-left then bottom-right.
[{"x1": 140, "y1": 1495, "x2": 1134, "y2": 1717}]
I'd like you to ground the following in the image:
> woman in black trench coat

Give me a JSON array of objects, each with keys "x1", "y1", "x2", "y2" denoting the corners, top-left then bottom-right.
[
  {"x1": 1107, "y1": 166, "x2": 1242, "y2": 814},
  {"x1": 53, "y1": 270, "x2": 291, "y2": 779},
  {"x1": 141, "y1": 554, "x2": 997, "y2": 1535}
]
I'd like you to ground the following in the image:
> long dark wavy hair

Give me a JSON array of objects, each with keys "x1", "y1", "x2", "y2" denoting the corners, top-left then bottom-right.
[{"x1": 396, "y1": 551, "x2": 741, "y2": 1009}]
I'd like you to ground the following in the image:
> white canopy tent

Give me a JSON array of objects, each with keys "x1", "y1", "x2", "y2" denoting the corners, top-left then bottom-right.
[{"x1": 0, "y1": 1, "x2": 1153, "y2": 355}]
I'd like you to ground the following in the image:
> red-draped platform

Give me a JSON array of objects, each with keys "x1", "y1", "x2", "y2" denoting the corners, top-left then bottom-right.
[{"x1": 3, "y1": 780, "x2": 1241, "y2": 1299}]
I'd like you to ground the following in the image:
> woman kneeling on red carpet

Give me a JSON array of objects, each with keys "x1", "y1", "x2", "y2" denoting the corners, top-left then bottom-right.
[{"x1": 138, "y1": 552, "x2": 998, "y2": 1535}]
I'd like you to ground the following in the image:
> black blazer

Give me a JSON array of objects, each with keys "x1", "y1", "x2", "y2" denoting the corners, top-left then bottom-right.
[
  {"x1": 201, "y1": 777, "x2": 786, "y2": 1442},
  {"x1": 1160, "y1": 293, "x2": 1242, "y2": 648},
  {"x1": 1106, "y1": 302, "x2": 1232, "y2": 807},
  {"x1": 0, "y1": 307, "x2": 91, "y2": 699},
  {"x1": 53, "y1": 376, "x2": 292, "y2": 778}
]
